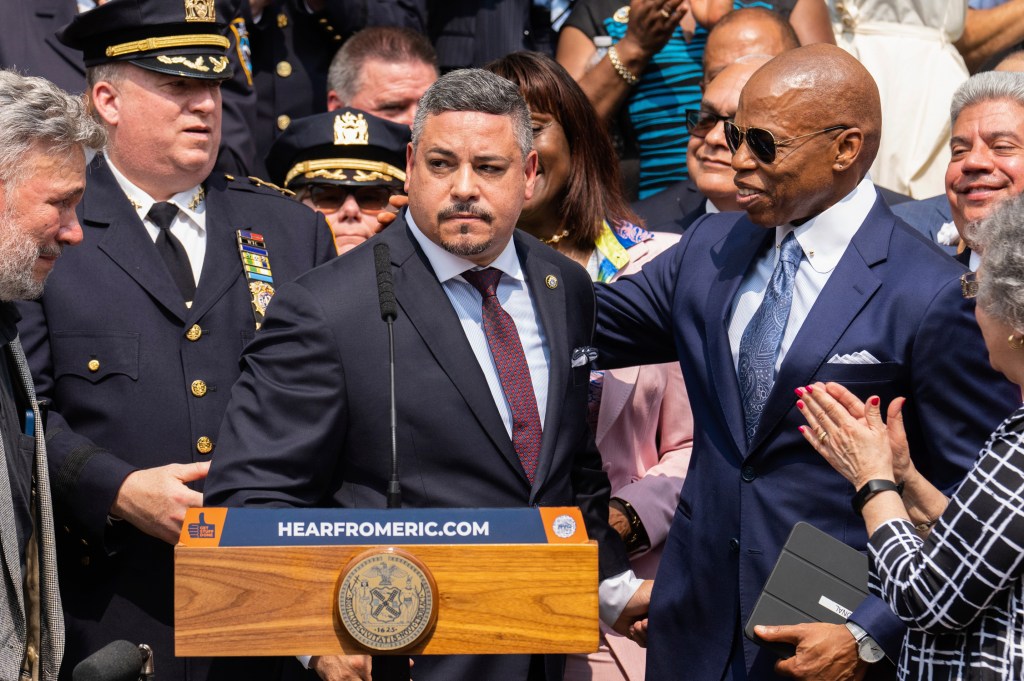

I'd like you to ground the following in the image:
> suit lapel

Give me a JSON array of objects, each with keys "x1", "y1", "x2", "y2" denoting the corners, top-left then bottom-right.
[
  {"x1": 188, "y1": 175, "x2": 244, "y2": 323},
  {"x1": 748, "y1": 203, "x2": 890, "y2": 454},
  {"x1": 705, "y1": 223, "x2": 774, "y2": 459},
  {"x1": 516, "y1": 235, "x2": 568, "y2": 499},
  {"x1": 388, "y1": 223, "x2": 525, "y2": 481},
  {"x1": 88, "y1": 157, "x2": 187, "y2": 324},
  {"x1": 0, "y1": 347, "x2": 24, "y2": 629}
]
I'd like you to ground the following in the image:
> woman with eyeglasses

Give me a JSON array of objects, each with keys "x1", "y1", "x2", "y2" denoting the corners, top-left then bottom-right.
[
  {"x1": 789, "y1": 192, "x2": 1024, "y2": 678},
  {"x1": 484, "y1": 51, "x2": 693, "y2": 681}
]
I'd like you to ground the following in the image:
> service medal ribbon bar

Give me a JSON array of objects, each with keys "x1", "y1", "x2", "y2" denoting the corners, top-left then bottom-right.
[{"x1": 236, "y1": 230, "x2": 275, "y2": 329}]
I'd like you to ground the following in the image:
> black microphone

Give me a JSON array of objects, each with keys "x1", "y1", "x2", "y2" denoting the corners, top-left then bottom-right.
[
  {"x1": 372, "y1": 243, "x2": 409, "y2": 679},
  {"x1": 373, "y1": 243, "x2": 401, "y2": 509},
  {"x1": 73, "y1": 640, "x2": 151, "y2": 681},
  {"x1": 374, "y1": 242, "x2": 397, "y2": 322}
]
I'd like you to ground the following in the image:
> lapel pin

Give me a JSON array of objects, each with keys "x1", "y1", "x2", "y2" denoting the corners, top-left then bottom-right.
[{"x1": 545, "y1": 274, "x2": 558, "y2": 289}]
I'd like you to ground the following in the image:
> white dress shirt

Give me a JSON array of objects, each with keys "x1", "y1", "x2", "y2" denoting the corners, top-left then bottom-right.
[
  {"x1": 728, "y1": 178, "x2": 877, "y2": 372},
  {"x1": 106, "y1": 154, "x2": 208, "y2": 286}
]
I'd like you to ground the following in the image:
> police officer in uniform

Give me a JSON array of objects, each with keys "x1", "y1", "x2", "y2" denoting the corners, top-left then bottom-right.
[
  {"x1": 265, "y1": 107, "x2": 411, "y2": 255},
  {"x1": 15, "y1": 1, "x2": 336, "y2": 678}
]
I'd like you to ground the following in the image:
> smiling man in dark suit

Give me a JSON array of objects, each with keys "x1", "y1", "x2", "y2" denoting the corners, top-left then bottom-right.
[
  {"x1": 205, "y1": 68, "x2": 641, "y2": 681},
  {"x1": 595, "y1": 44, "x2": 1018, "y2": 680}
]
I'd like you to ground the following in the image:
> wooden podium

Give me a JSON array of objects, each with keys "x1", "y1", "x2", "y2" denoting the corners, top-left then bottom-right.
[{"x1": 175, "y1": 507, "x2": 598, "y2": 657}]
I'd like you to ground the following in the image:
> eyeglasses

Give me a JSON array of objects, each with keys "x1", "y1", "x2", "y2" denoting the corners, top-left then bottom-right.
[
  {"x1": 301, "y1": 185, "x2": 398, "y2": 214},
  {"x1": 685, "y1": 109, "x2": 732, "y2": 137},
  {"x1": 961, "y1": 271, "x2": 979, "y2": 299},
  {"x1": 723, "y1": 121, "x2": 849, "y2": 164}
]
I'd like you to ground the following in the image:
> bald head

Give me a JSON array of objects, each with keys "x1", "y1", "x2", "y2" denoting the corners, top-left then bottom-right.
[
  {"x1": 703, "y1": 8, "x2": 799, "y2": 85},
  {"x1": 742, "y1": 44, "x2": 881, "y2": 174},
  {"x1": 731, "y1": 45, "x2": 882, "y2": 226}
]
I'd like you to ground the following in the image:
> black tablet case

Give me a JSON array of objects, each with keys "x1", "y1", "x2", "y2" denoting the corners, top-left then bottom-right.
[{"x1": 744, "y1": 521, "x2": 869, "y2": 658}]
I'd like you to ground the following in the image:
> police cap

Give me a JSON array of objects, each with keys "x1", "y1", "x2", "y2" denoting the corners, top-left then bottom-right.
[
  {"x1": 58, "y1": 0, "x2": 233, "y2": 80},
  {"x1": 266, "y1": 108, "x2": 411, "y2": 191}
]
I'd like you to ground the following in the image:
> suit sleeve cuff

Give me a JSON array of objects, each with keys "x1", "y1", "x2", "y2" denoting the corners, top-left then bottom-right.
[
  {"x1": 599, "y1": 569, "x2": 643, "y2": 627},
  {"x1": 849, "y1": 594, "x2": 906, "y2": 661}
]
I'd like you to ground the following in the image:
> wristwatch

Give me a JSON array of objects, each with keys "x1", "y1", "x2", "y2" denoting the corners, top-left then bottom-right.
[{"x1": 845, "y1": 621, "x2": 886, "y2": 663}]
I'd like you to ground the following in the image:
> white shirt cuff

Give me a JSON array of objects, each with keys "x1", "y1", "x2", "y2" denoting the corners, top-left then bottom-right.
[
  {"x1": 296, "y1": 655, "x2": 312, "y2": 669},
  {"x1": 599, "y1": 569, "x2": 643, "y2": 627}
]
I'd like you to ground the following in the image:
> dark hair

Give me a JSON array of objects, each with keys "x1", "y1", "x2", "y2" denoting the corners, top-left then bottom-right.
[
  {"x1": 328, "y1": 26, "x2": 438, "y2": 101},
  {"x1": 486, "y1": 51, "x2": 642, "y2": 250}
]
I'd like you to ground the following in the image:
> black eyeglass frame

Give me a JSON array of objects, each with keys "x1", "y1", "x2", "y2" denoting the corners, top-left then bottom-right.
[
  {"x1": 723, "y1": 121, "x2": 850, "y2": 164},
  {"x1": 684, "y1": 109, "x2": 733, "y2": 137}
]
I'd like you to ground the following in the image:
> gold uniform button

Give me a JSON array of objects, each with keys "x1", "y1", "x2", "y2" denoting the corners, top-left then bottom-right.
[
  {"x1": 277, "y1": 114, "x2": 291, "y2": 130},
  {"x1": 196, "y1": 436, "x2": 214, "y2": 455},
  {"x1": 87, "y1": 359, "x2": 100, "y2": 373},
  {"x1": 186, "y1": 324, "x2": 202, "y2": 341},
  {"x1": 277, "y1": 12, "x2": 288, "y2": 28},
  {"x1": 276, "y1": 61, "x2": 292, "y2": 78},
  {"x1": 191, "y1": 380, "x2": 208, "y2": 397}
]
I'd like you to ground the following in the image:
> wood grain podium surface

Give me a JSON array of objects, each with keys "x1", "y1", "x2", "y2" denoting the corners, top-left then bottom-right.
[{"x1": 175, "y1": 542, "x2": 599, "y2": 656}]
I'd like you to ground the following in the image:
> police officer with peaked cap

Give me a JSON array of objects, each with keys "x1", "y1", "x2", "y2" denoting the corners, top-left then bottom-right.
[
  {"x1": 266, "y1": 107, "x2": 411, "y2": 255},
  {"x1": 16, "y1": 1, "x2": 336, "y2": 678}
]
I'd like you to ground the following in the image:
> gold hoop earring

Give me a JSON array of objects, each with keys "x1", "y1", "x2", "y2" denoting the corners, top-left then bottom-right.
[{"x1": 1009, "y1": 334, "x2": 1024, "y2": 350}]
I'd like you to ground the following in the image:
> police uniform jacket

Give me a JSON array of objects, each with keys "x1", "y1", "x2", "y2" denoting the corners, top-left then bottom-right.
[{"x1": 16, "y1": 154, "x2": 335, "y2": 680}]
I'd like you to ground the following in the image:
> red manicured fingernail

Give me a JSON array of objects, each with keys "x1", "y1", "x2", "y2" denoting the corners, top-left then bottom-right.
[
  {"x1": 798, "y1": 426, "x2": 806, "y2": 434},
  {"x1": 795, "y1": 387, "x2": 804, "y2": 396},
  {"x1": 806, "y1": 385, "x2": 814, "y2": 393},
  {"x1": 797, "y1": 400, "x2": 805, "y2": 409},
  {"x1": 870, "y1": 396, "x2": 880, "y2": 406}
]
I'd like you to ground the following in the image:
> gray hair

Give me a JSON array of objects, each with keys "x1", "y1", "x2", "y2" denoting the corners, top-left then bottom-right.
[
  {"x1": 0, "y1": 69, "x2": 105, "y2": 189},
  {"x1": 327, "y1": 26, "x2": 437, "y2": 103},
  {"x1": 950, "y1": 71, "x2": 1024, "y2": 125},
  {"x1": 411, "y1": 68, "x2": 533, "y2": 161},
  {"x1": 977, "y1": 192, "x2": 1024, "y2": 331}
]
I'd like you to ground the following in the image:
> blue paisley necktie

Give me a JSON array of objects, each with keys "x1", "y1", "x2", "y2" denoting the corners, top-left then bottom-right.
[{"x1": 738, "y1": 232, "x2": 803, "y2": 443}]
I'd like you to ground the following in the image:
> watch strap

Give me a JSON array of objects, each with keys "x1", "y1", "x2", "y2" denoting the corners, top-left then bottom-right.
[{"x1": 851, "y1": 479, "x2": 901, "y2": 517}]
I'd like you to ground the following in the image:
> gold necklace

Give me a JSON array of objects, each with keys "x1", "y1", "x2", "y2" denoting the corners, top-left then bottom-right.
[{"x1": 543, "y1": 229, "x2": 570, "y2": 245}]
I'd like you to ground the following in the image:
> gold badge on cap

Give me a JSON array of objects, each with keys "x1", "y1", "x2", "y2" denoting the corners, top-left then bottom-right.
[
  {"x1": 333, "y1": 111, "x2": 370, "y2": 146},
  {"x1": 545, "y1": 275, "x2": 558, "y2": 289},
  {"x1": 184, "y1": 0, "x2": 216, "y2": 22}
]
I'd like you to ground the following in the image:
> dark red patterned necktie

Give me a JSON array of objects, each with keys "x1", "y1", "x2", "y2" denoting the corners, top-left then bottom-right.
[{"x1": 462, "y1": 267, "x2": 542, "y2": 483}]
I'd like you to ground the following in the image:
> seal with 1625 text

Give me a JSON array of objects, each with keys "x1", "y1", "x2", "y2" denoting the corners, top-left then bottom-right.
[{"x1": 337, "y1": 548, "x2": 437, "y2": 652}]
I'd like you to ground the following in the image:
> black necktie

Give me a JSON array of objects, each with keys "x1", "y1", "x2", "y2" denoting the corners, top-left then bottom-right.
[{"x1": 147, "y1": 202, "x2": 196, "y2": 302}]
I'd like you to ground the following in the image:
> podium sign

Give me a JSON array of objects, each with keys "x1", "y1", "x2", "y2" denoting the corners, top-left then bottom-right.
[{"x1": 174, "y1": 507, "x2": 598, "y2": 657}]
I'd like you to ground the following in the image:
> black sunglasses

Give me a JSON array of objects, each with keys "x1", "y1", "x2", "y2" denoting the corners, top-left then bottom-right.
[
  {"x1": 301, "y1": 185, "x2": 398, "y2": 214},
  {"x1": 685, "y1": 109, "x2": 732, "y2": 137},
  {"x1": 723, "y1": 121, "x2": 849, "y2": 164}
]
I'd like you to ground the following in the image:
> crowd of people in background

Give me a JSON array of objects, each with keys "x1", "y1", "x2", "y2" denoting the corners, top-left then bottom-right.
[{"x1": 1, "y1": 1, "x2": 1024, "y2": 681}]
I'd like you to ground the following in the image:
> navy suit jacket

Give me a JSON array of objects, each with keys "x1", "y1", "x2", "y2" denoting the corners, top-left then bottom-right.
[
  {"x1": 594, "y1": 197, "x2": 1018, "y2": 680},
  {"x1": 205, "y1": 218, "x2": 630, "y2": 681},
  {"x1": 16, "y1": 155, "x2": 335, "y2": 681},
  {"x1": 891, "y1": 194, "x2": 959, "y2": 256}
]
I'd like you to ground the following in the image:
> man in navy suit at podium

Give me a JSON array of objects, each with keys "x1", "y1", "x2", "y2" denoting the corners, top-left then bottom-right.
[{"x1": 205, "y1": 68, "x2": 642, "y2": 681}]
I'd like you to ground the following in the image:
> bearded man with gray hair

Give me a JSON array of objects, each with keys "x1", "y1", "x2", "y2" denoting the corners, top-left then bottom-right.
[
  {"x1": 205, "y1": 68, "x2": 644, "y2": 681},
  {"x1": 0, "y1": 68, "x2": 103, "y2": 681}
]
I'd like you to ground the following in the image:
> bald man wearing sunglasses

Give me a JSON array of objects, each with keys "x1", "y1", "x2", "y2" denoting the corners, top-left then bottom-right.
[{"x1": 594, "y1": 43, "x2": 1017, "y2": 680}]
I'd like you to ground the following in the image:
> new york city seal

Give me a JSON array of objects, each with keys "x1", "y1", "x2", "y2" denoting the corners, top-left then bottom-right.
[{"x1": 337, "y1": 548, "x2": 437, "y2": 652}]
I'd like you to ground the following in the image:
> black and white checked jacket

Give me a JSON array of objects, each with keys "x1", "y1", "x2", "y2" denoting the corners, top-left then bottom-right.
[{"x1": 869, "y1": 405, "x2": 1024, "y2": 680}]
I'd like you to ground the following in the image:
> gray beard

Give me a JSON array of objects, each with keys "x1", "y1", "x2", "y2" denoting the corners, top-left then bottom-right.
[{"x1": 0, "y1": 213, "x2": 52, "y2": 302}]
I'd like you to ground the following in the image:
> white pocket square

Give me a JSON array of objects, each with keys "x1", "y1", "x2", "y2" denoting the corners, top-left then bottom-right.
[
  {"x1": 571, "y1": 346, "x2": 598, "y2": 368},
  {"x1": 827, "y1": 351, "x2": 881, "y2": 365}
]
